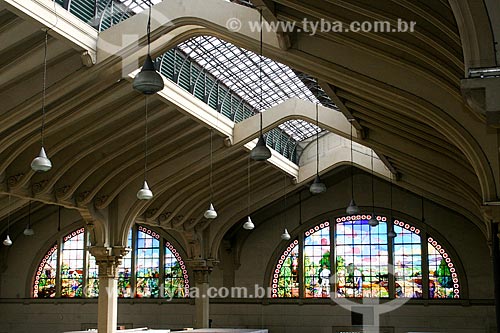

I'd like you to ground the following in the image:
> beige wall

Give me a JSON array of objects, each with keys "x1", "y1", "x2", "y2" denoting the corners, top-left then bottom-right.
[{"x1": 0, "y1": 169, "x2": 495, "y2": 332}]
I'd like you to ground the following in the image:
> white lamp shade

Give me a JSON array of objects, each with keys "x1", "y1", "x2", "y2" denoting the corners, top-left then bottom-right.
[
  {"x1": 31, "y1": 147, "x2": 52, "y2": 172},
  {"x1": 137, "y1": 180, "x2": 153, "y2": 200},
  {"x1": 243, "y1": 216, "x2": 255, "y2": 230},
  {"x1": 3, "y1": 235, "x2": 12, "y2": 246},
  {"x1": 281, "y1": 228, "x2": 291, "y2": 241},
  {"x1": 204, "y1": 203, "x2": 217, "y2": 219}
]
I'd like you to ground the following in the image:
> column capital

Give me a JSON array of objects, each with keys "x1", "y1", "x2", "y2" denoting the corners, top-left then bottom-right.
[
  {"x1": 88, "y1": 246, "x2": 129, "y2": 278},
  {"x1": 481, "y1": 205, "x2": 500, "y2": 223},
  {"x1": 187, "y1": 258, "x2": 218, "y2": 285}
]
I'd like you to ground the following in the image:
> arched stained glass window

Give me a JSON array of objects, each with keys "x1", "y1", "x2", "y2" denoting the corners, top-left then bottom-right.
[
  {"x1": 304, "y1": 222, "x2": 330, "y2": 298},
  {"x1": 428, "y1": 236, "x2": 459, "y2": 298},
  {"x1": 335, "y1": 216, "x2": 388, "y2": 298},
  {"x1": 271, "y1": 239, "x2": 299, "y2": 298},
  {"x1": 165, "y1": 241, "x2": 190, "y2": 298},
  {"x1": 393, "y1": 221, "x2": 422, "y2": 298},
  {"x1": 33, "y1": 243, "x2": 57, "y2": 298},
  {"x1": 33, "y1": 226, "x2": 189, "y2": 299},
  {"x1": 118, "y1": 230, "x2": 133, "y2": 298},
  {"x1": 271, "y1": 215, "x2": 461, "y2": 300},
  {"x1": 136, "y1": 226, "x2": 160, "y2": 298},
  {"x1": 61, "y1": 228, "x2": 85, "y2": 297}
]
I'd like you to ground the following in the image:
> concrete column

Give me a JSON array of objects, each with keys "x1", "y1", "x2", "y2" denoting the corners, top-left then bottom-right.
[
  {"x1": 89, "y1": 247, "x2": 127, "y2": 333},
  {"x1": 193, "y1": 268, "x2": 212, "y2": 328}
]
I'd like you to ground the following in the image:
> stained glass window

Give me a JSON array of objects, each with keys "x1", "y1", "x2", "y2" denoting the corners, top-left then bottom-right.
[
  {"x1": 335, "y1": 216, "x2": 389, "y2": 298},
  {"x1": 87, "y1": 256, "x2": 99, "y2": 298},
  {"x1": 271, "y1": 215, "x2": 461, "y2": 300},
  {"x1": 135, "y1": 226, "x2": 160, "y2": 298},
  {"x1": 61, "y1": 228, "x2": 85, "y2": 297},
  {"x1": 164, "y1": 241, "x2": 190, "y2": 298},
  {"x1": 271, "y1": 240, "x2": 299, "y2": 298},
  {"x1": 428, "y1": 236, "x2": 459, "y2": 298},
  {"x1": 304, "y1": 222, "x2": 331, "y2": 298},
  {"x1": 393, "y1": 220, "x2": 422, "y2": 298},
  {"x1": 118, "y1": 230, "x2": 133, "y2": 298},
  {"x1": 33, "y1": 226, "x2": 189, "y2": 299},
  {"x1": 33, "y1": 243, "x2": 57, "y2": 298}
]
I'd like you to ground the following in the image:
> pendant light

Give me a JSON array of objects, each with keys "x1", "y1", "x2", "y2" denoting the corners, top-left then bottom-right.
[
  {"x1": 137, "y1": 97, "x2": 153, "y2": 200},
  {"x1": 204, "y1": 129, "x2": 217, "y2": 219},
  {"x1": 243, "y1": 157, "x2": 255, "y2": 230},
  {"x1": 309, "y1": 89, "x2": 326, "y2": 195},
  {"x1": 250, "y1": 9, "x2": 271, "y2": 161},
  {"x1": 31, "y1": 31, "x2": 52, "y2": 173},
  {"x1": 281, "y1": 175, "x2": 291, "y2": 240},
  {"x1": 3, "y1": 195, "x2": 13, "y2": 246},
  {"x1": 133, "y1": 6, "x2": 163, "y2": 95},
  {"x1": 368, "y1": 150, "x2": 379, "y2": 227},
  {"x1": 346, "y1": 123, "x2": 359, "y2": 215},
  {"x1": 23, "y1": 201, "x2": 35, "y2": 236},
  {"x1": 388, "y1": 173, "x2": 397, "y2": 238}
]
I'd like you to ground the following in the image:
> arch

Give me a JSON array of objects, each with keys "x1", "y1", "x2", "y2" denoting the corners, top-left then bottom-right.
[
  {"x1": 269, "y1": 214, "x2": 462, "y2": 299},
  {"x1": 32, "y1": 225, "x2": 190, "y2": 298}
]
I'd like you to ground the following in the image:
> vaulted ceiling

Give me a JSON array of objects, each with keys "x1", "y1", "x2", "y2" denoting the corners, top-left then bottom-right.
[{"x1": 0, "y1": 0, "x2": 498, "y2": 258}]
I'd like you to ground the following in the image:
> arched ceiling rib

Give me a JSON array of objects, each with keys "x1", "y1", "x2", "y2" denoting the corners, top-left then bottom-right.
[{"x1": 0, "y1": 0, "x2": 497, "y2": 253}]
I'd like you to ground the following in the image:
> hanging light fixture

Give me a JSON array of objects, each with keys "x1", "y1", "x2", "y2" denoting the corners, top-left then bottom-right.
[
  {"x1": 310, "y1": 89, "x2": 326, "y2": 195},
  {"x1": 346, "y1": 122, "x2": 359, "y2": 215},
  {"x1": 3, "y1": 195, "x2": 13, "y2": 246},
  {"x1": 250, "y1": 9, "x2": 271, "y2": 161},
  {"x1": 23, "y1": 201, "x2": 35, "y2": 236},
  {"x1": 137, "y1": 97, "x2": 153, "y2": 200},
  {"x1": 243, "y1": 157, "x2": 255, "y2": 230},
  {"x1": 31, "y1": 31, "x2": 52, "y2": 173},
  {"x1": 133, "y1": 5, "x2": 163, "y2": 95},
  {"x1": 388, "y1": 173, "x2": 397, "y2": 238},
  {"x1": 368, "y1": 150, "x2": 379, "y2": 227},
  {"x1": 204, "y1": 129, "x2": 218, "y2": 219},
  {"x1": 281, "y1": 175, "x2": 291, "y2": 240}
]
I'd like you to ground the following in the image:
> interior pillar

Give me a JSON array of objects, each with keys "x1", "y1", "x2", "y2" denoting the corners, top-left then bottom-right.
[
  {"x1": 89, "y1": 247, "x2": 127, "y2": 333},
  {"x1": 193, "y1": 267, "x2": 212, "y2": 328}
]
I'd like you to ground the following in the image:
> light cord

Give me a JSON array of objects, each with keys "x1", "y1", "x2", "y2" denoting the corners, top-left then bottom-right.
[
  {"x1": 209, "y1": 128, "x2": 213, "y2": 201},
  {"x1": 350, "y1": 124, "x2": 354, "y2": 199},
  {"x1": 259, "y1": 9, "x2": 263, "y2": 135},
  {"x1": 316, "y1": 102, "x2": 319, "y2": 175},
  {"x1": 247, "y1": 157, "x2": 251, "y2": 215},
  {"x1": 41, "y1": 31, "x2": 48, "y2": 147},
  {"x1": 371, "y1": 149, "x2": 375, "y2": 211},
  {"x1": 147, "y1": 6, "x2": 151, "y2": 55},
  {"x1": 28, "y1": 201, "x2": 32, "y2": 228},
  {"x1": 144, "y1": 96, "x2": 149, "y2": 181},
  {"x1": 7, "y1": 195, "x2": 11, "y2": 234}
]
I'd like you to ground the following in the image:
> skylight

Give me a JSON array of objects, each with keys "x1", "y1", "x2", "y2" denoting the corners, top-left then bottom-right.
[{"x1": 178, "y1": 36, "x2": 329, "y2": 141}]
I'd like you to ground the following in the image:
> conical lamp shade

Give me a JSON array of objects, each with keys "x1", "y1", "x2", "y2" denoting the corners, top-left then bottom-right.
[
  {"x1": 133, "y1": 54, "x2": 164, "y2": 95},
  {"x1": 137, "y1": 180, "x2": 153, "y2": 200},
  {"x1": 309, "y1": 175, "x2": 326, "y2": 195},
  {"x1": 281, "y1": 228, "x2": 291, "y2": 241},
  {"x1": 368, "y1": 215, "x2": 379, "y2": 227},
  {"x1": 243, "y1": 216, "x2": 255, "y2": 230},
  {"x1": 204, "y1": 203, "x2": 217, "y2": 219},
  {"x1": 388, "y1": 229, "x2": 397, "y2": 238},
  {"x1": 31, "y1": 147, "x2": 52, "y2": 172},
  {"x1": 346, "y1": 199, "x2": 360, "y2": 215},
  {"x1": 250, "y1": 135, "x2": 271, "y2": 161},
  {"x1": 23, "y1": 226, "x2": 35, "y2": 236},
  {"x1": 3, "y1": 235, "x2": 12, "y2": 246}
]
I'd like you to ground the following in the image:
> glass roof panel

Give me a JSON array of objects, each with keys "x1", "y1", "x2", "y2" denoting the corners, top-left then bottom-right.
[{"x1": 177, "y1": 36, "x2": 337, "y2": 141}]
